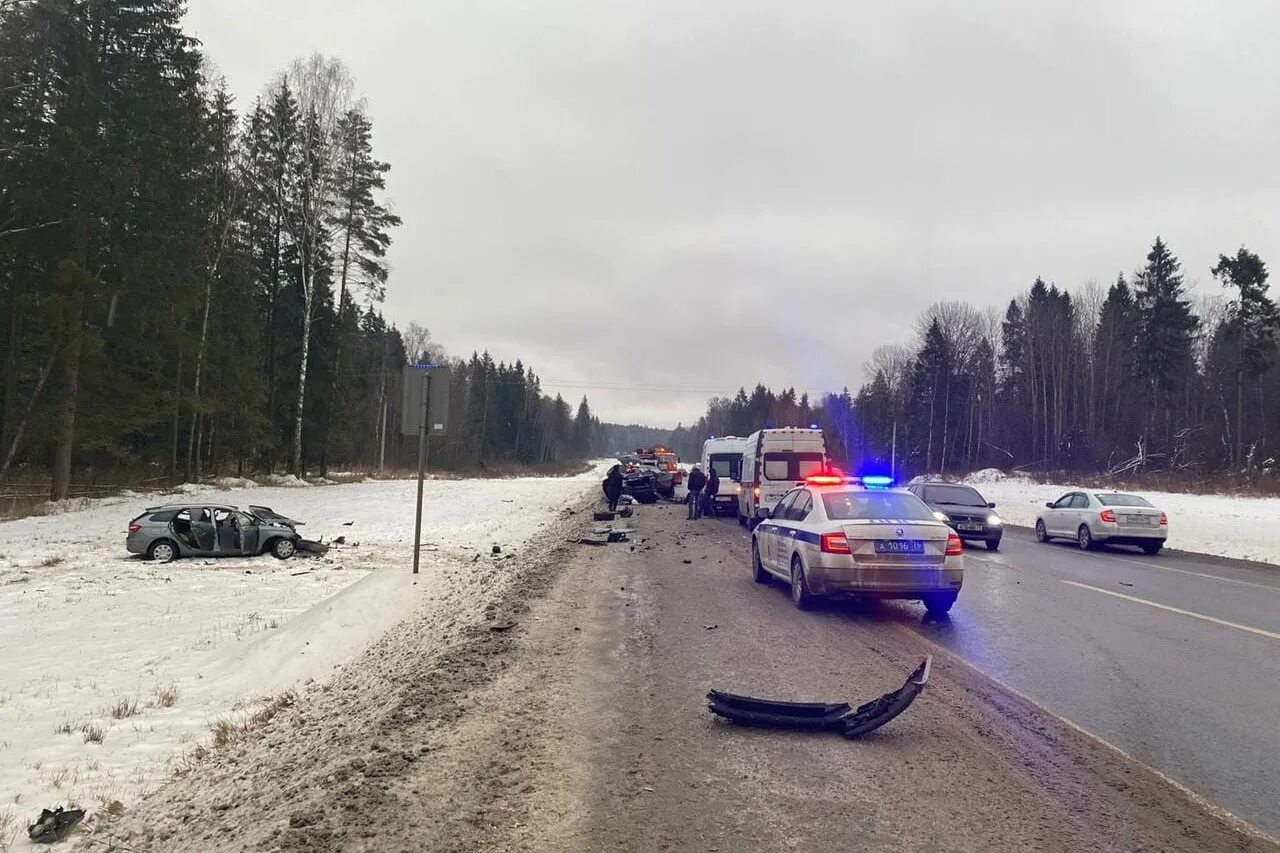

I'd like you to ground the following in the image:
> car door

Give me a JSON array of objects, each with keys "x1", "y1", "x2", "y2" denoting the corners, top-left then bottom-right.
[
  {"x1": 1046, "y1": 493, "x2": 1074, "y2": 536},
  {"x1": 764, "y1": 490, "x2": 799, "y2": 571},
  {"x1": 190, "y1": 507, "x2": 217, "y2": 553},
  {"x1": 1069, "y1": 492, "x2": 1092, "y2": 533},
  {"x1": 784, "y1": 491, "x2": 815, "y2": 565}
]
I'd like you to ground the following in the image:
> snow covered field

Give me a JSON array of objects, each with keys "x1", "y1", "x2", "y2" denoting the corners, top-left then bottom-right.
[
  {"x1": 0, "y1": 465, "x2": 604, "y2": 847},
  {"x1": 962, "y1": 469, "x2": 1280, "y2": 565}
]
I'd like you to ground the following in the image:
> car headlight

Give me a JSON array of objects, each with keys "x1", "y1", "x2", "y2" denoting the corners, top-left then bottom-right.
[
  {"x1": 987, "y1": 514, "x2": 1002, "y2": 526},
  {"x1": 933, "y1": 511, "x2": 949, "y2": 522}
]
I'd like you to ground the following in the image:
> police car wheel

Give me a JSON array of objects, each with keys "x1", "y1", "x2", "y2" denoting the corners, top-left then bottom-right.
[
  {"x1": 752, "y1": 539, "x2": 771, "y2": 584},
  {"x1": 790, "y1": 556, "x2": 816, "y2": 610}
]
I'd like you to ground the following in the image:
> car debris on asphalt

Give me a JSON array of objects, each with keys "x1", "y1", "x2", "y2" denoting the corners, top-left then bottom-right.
[{"x1": 707, "y1": 657, "x2": 931, "y2": 739}]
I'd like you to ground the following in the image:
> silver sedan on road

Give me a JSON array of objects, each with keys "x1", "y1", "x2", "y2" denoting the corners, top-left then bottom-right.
[{"x1": 1034, "y1": 491, "x2": 1167, "y2": 553}]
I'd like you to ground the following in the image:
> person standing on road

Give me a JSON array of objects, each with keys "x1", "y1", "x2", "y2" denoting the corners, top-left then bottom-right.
[
  {"x1": 603, "y1": 464, "x2": 624, "y2": 512},
  {"x1": 704, "y1": 466, "x2": 720, "y2": 518},
  {"x1": 686, "y1": 465, "x2": 706, "y2": 520}
]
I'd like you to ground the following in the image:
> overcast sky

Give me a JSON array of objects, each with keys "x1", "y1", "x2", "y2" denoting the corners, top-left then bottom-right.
[{"x1": 186, "y1": 0, "x2": 1280, "y2": 428}]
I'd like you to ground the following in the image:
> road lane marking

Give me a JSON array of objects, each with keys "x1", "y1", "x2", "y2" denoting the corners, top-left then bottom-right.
[
  {"x1": 1004, "y1": 536, "x2": 1280, "y2": 591},
  {"x1": 1061, "y1": 580, "x2": 1280, "y2": 641},
  {"x1": 1100, "y1": 555, "x2": 1280, "y2": 592},
  {"x1": 893, "y1": 623, "x2": 1280, "y2": 847}
]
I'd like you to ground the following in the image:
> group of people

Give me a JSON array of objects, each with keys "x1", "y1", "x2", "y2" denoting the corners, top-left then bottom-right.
[
  {"x1": 599, "y1": 461, "x2": 721, "y2": 520},
  {"x1": 684, "y1": 464, "x2": 720, "y2": 520}
]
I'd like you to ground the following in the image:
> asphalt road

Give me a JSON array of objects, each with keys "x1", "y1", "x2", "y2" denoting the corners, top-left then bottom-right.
[
  {"x1": 889, "y1": 526, "x2": 1280, "y2": 837},
  {"x1": 452, "y1": 501, "x2": 1273, "y2": 852}
]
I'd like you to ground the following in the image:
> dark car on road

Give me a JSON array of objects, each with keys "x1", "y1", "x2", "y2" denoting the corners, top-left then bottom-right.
[
  {"x1": 126, "y1": 503, "x2": 303, "y2": 562},
  {"x1": 907, "y1": 482, "x2": 1003, "y2": 550}
]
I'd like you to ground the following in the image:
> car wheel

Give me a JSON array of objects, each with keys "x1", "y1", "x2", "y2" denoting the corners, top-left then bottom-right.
[
  {"x1": 752, "y1": 539, "x2": 771, "y2": 584},
  {"x1": 923, "y1": 592, "x2": 957, "y2": 617},
  {"x1": 1141, "y1": 542, "x2": 1162, "y2": 555},
  {"x1": 985, "y1": 537, "x2": 1001, "y2": 551},
  {"x1": 270, "y1": 538, "x2": 297, "y2": 560},
  {"x1": 1077, "y1": 525, "x2": 1094, "y2": 551},
  {"x1": 147, "y1": 539, "x2": 178, "y2": 563},
  {"x1": 790, "y1": 555, "x2": 816, "y2": 610},
  {"x1": 1034, "y1": 519, "x2": 1049, "y2": 542}
]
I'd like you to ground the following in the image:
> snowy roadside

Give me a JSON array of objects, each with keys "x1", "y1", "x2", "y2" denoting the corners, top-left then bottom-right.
[
  {"x1": 961, "y1": 469, "x2": 1280, "y2": 565},
  {"x1": 0, "y1": 464, "x2": 607, "y2": 849}
]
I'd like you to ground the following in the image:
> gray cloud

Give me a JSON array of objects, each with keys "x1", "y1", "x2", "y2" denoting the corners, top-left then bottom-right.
[{"x1": 187, "y1": 0, "x2": 1280, "y2": 426}]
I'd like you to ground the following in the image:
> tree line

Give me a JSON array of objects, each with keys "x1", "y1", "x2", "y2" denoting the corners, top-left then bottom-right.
[
  {"x1": 0, "y1": 1, "x2": 601, "y2": 500},
  {"x1": 671, "y1": 237, "x2": 1280, "y2": 483}
]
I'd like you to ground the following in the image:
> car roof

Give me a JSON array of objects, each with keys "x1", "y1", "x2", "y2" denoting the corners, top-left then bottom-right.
[{"x1": 144, "y1": 503, "x2": 242, "y2": 512}]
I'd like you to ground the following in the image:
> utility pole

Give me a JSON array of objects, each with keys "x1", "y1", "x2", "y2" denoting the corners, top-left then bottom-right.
[
  {"x1": 891, "y1": 421, "x2": 897, "y2": 480},
  {"x1": 412, "y1": 372, "x2": 431, "y2": 574}
]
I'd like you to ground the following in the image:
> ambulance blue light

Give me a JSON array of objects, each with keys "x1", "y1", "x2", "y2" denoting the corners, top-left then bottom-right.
[
  {"x1": 809, "y1": 423, "x2": 819, "y2": 429},
  {"x1": 860, "y1": 475, "x2": 894, "y2": 488}
]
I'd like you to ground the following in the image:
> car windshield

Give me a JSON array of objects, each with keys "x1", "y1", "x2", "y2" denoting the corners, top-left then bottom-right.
[
  {"x1": 1097, "y1": 493, "x2": 1154, "y2": 507},
  {"x1": 823, "y1": 491, "x2": 938, "y2": 521},
  {"x1": 924, "y1": 484, "x2": 987, "y2": 507}
]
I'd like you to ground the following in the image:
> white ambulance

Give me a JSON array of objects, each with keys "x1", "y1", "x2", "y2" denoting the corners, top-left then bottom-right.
[
  {"x1": 701, "y1": 436, "x2": 749, "y2": 515},
  {"x1": 738, "y1": 427, "x2": 828, "y2": 526}
]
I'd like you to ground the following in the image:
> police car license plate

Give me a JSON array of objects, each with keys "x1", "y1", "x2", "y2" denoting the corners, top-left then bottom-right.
[
  {"x1": 875, "y1": 540, "x2": 925, "y2": 554},
  {"x1": 956, "y1": 521, "x2": 983, "y2": 531}
]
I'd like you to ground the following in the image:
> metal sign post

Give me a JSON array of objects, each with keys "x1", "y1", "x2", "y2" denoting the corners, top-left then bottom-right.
[{"x1": 402, "y1": 364, "x2": 450, "y2": 574}]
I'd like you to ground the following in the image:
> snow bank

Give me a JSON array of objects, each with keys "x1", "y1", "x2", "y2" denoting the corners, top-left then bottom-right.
[
  {"x1": 962, "y1": 474, "x2": 1280, "y2": 564},
  {"x1": 0, "y1": 463, "x2": 607, "y2": 839},
  {"x1": 260, "y1": 473, "x2": 311, "y2": 488}
]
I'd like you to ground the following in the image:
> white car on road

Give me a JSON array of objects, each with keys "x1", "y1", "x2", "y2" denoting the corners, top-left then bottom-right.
[
  {"x1": 1035, "y1": 491, "x2": 1167, "y2": 553},
  {"x1": 750, "y1": 473, "x2": 964, "y2": 616}
]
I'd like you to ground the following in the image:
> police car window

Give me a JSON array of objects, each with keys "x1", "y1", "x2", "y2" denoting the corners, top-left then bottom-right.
[
  {"x1": 788, "y1": 492, "x2": 813, "y2": 521},
  {"x1": 1052, "y1": 494, "x2": 1073, "y2": 509},
  {"x1": 822, "y1": 492, "x2": 936, "y2": 521},
  {"x1": 772, "y1": 491, "x2": 798, "y2": 519},
  {"x1": 1097, "y1": 493, "x2": 1153, "y2": 507},
  {"x1": 1071, "y1": 494, "x2": 1089, "y2": 509}
]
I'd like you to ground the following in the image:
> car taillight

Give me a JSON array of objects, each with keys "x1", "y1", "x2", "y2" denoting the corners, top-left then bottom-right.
[
  {"x1": 945, "y1": 534, "x2": 963, "y2": 556},
  {"x1": 753, "y1": 486, "x2": 760, "y2": 498},
  {"x1": 821, "y1": 532, "x2": 851, "y2": 554},
  {"x1": 1100, "y1": 509, "x2": 1116, "y2": 523},
  {"x1": 128, "y1": 524, "x2": 142, "y2": 534},
  {"x1": 1159, "y1": 512, "x2": 1168, "y2": 526}
]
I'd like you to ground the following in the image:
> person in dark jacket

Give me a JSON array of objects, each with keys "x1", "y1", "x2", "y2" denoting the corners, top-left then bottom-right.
[
  {"x1": 603, "y1": 465, "x2": 624, "y2": 512},
  {"x1": 686, "y1": 465, "x2": 706, "y2": 519},
  {"x1": 704, "y1": 466, "x2": 721, "y2": 517}
]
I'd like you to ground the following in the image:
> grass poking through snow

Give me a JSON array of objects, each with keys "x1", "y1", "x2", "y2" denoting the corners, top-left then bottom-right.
[
  {"x1": 81, "y1": 723, "x2": 105, "y2": 744},
  {"x1": 151, "y1": 684, "x2": 179, "y2": 708},
  {"x1": 108, "y1": 696, "x2": 140, "y2": 720}
]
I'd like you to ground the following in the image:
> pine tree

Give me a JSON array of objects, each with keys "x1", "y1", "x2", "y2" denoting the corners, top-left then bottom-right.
[
  {"x1": 1210, "y1": 248, "x2": 1279, "y2": 469},
  {"x1": 1134, "y1": 237, "x2": 1199, "y2": 458}
]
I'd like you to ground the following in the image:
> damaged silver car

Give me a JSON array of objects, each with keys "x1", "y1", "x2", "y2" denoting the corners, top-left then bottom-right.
[{"x1": 125, "y1": 503, "x2": 305, "y2": 562}]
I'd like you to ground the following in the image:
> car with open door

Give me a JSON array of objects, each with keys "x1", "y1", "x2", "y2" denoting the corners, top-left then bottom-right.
[
  {"x1": 1034, "y1": 491, "x2": 1167, "y2": 553},
  {"x1": 125, "y1": 503, "x2": 303, "y2": 562}
]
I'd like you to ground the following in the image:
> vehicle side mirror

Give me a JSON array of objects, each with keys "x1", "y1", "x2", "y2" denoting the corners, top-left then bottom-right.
[
  {"x1": 1044, "y1": 501, "x2": 1054, "y2": 508},
  {"x1": 988, "y1": 501, "x2": 996, "y2": 509},
  {"x1": 758, "y1": 508, "x2": 772, "y2": 519}
]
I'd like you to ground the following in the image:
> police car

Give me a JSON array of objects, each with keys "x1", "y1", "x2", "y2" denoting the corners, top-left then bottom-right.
[{"x1": 750, "y1": 472, "x2": 964, "y2": 616}]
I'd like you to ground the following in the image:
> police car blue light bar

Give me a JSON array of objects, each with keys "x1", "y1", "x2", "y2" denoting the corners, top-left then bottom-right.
[{"x1": 859, "y1": 475, "x2": 894, "y2": 488}]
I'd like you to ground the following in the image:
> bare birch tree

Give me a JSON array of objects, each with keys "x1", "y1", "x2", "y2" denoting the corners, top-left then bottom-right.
[{"x1": 283, "y1": 54, "x2": 354, "y2": 475}]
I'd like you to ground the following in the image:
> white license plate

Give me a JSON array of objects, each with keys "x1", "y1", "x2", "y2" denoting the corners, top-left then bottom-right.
[
  {"x1": 1125, "y1": 515, "x2": 1153, "y2": 525},
  {"x1": 956, "y1": 522, "x2": 983, "y2": 531}
]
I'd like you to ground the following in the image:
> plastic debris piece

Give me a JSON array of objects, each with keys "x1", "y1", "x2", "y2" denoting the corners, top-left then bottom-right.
[{"x1": 707, "y1": 657, "x2": 931, "y2": 739}]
